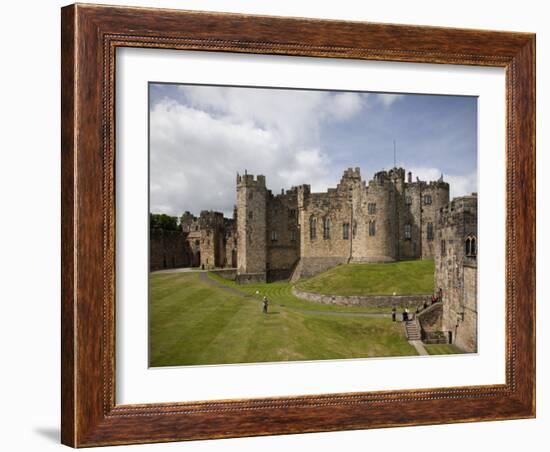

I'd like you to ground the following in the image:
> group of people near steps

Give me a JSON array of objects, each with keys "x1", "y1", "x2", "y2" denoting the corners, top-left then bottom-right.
[{"x1": 391, "y1": 290, "x2": 443, "y2": 322}]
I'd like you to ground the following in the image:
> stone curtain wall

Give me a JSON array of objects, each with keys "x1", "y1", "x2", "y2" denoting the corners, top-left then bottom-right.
[{"x1": 150, "y1": 229, "x2": 191, "y2": 271}]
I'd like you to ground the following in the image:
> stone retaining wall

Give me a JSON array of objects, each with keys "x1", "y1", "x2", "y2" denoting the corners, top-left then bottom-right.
[
  {"x1": 235, "y1": 272, "x2": 266, "y2": 284},
  {"x1": 209, "y1": 269, "x2": 237, "y2": 281},
  {"x1": 292, "y1": 287, "x2": 431, "y2": 308}
]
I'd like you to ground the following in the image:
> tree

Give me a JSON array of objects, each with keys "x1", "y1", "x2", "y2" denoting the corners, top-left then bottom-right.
[{"x1": 150, "y1": 213, "x2": 179, "y2": 231}]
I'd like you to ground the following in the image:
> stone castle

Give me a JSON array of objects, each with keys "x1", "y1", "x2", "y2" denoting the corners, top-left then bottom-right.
[{"x1": 151, "y1": 167, "x2": 450, "y2": 282}]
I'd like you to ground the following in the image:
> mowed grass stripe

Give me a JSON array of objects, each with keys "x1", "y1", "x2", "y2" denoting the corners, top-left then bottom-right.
[{"x1": 150, "y1": 273, "x2": 251, "y2": 366}]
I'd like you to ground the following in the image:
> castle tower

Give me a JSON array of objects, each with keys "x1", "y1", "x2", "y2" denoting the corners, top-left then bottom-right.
[
  {"x1": 356, "y1": 170, "x2": 398, "y2": 262},
  {"x1": 198, "y1": 211, "x2": 225, "y2": 269},
  {"x1": 236, "y1": 172, "x2": 267, "y2": 283}
]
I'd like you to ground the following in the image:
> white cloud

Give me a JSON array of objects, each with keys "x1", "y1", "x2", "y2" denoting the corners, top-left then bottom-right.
[
  {"x1": 328, "y1": 92, "x2": 365, "y2": 120},
  {"x1": 150, "y1": 87, "x2": 364, "y2": 217},
  {"x1": 376, "y1": 93, "x2": 404, "y2": 107},
  {"x1": 408, "y1": 167, "x2": 477, "y2": 199}
]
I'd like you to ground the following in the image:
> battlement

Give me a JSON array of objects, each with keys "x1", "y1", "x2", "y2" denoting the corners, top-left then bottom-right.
[
  {"x1": 199, "y1": 210, "x2": 226, "y2": 229},
  {"x1": 438, "y1": 194, "x2": 478, "y2": 225},
  {"x1": 342, "y1": 167, "x2": 362, "y2": 180},
  {"x1": 388, "y1": 167, "x2": 405, "y2": 180},
  {"x1": 236, "y1": 171, "x2": 266, "y2": 188}
]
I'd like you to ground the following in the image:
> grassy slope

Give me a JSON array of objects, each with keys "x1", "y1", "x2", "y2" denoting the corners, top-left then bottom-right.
[
  {"x1": 207, "y1": 272, "x2": 392, "y2": 314},
  {"x1": 296, "y1": 260, "x2": 435, "y2": 296},
  {"x1": 149, "y1": 272, "x2": 417, "y2": 367},
  {"x1": 424, "y1": 344, "x2": 464, "y2": 355}
]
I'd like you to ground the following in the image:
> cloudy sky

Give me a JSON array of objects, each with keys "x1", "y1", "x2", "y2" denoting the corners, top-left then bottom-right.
[{"x1": 149, "y1": 83, "x2": 477, "y2": 218}]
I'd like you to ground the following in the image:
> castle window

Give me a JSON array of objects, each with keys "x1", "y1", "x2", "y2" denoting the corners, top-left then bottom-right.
[
  {"x1": 368, "y1": 203, "x2": 377, "y2": 214},
  {"x1": 288, "y1": 209, "x2": 296, "y2": 219},
  {"x1": 405, "y1": 196, "x2": 412, "y2": 205},
  {"x1": 404, "y1": 223, "x2": 412, "y2": 239},
  {"x1": 271, "y1": 230, "x2": 278, "y2": 242},
  {"x1": 323, "y1": 218, "x2": 331, "y2": 240},
  {"x1": 310, "y1": 217, "x2": 317, "y2": 240},
  {"x1": 441, "y1": 240, "x2": 446, "y2": 255},
  {"x1": 248, "y1": 211, "x2": 253, "y2": 220},
  {"x1": 465, "y1": 236, "x2": 477, "y2": 258},
  {"x1": 369, "y1": 220, "x2": 376, "y2": 236},
  {"x1": 290, "y1": 230, "x2": 296, "y2": 242},
  {"x1": 248, "y1": 192, "x2": 253, "y2": 200},
  {"x1": 352, "y1": 220, "x2": 357, "y2": 238},
  {"x1": 423, "y1": 194, "x2": 432, "y2": 205},
  {"x1": 343, "y1": 223, "x2": 350, "y2": 240},
  {"x1": 427, "y1": 222, "x2": 434, "y2": 241}
]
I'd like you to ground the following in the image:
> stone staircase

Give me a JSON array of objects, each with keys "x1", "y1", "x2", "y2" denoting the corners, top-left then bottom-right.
[{"x1": 405, "y1": 320, "x2": 422, "y2": 341}]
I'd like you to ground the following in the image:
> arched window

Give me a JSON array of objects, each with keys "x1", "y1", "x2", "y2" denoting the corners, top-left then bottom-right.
[
  {"x1": 343, "y1": 223, "x2": 350, "y2": 240},
  {"x1": 465, "y1": 236, "x2": 477, "y2": 258},
  {"x1": 309, "y1": 217, "x2": 317, "y2": 240},
  {"x1": 323, "y1": 218, "x2": 331, "y2": 240},
  {"x1": 369, "y1": 220, "x2": 376, "y2": 236}
]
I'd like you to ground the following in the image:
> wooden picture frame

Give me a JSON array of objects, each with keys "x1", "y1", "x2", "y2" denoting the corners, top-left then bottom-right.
[{"x1": 61, "y1": 3, "x2": 535, "y2": 447}]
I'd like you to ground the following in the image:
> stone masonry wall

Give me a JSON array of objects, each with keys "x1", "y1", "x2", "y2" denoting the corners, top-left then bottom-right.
[
  {"x1": 150, "y1": 229, "x2": 191, "y2": 271},
  {"x1": 436, "y1": 194, "x2": 478, "y2": 352}
]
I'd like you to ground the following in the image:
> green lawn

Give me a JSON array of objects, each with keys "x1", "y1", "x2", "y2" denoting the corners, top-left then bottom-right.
[
  {"x1": 424, "y1": 344, "x2": 464, "y2": 355},
  {"x1": 149, "y1": 272, "x2": 417, "y2": 367},
  {"x1": 296, "y1": 260, "x2": 435, "y2": 296}
]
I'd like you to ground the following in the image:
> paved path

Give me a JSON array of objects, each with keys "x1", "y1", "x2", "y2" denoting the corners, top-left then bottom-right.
[
  {"x1": 152, "y1": 267, "x2": 206, "y2": 274},
  {"x1": 408, "y1": 340, "x2": 428, "y2": 355},
  {"x1": 199, "y1": 272, "x2": 391, "y2": 319}
]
